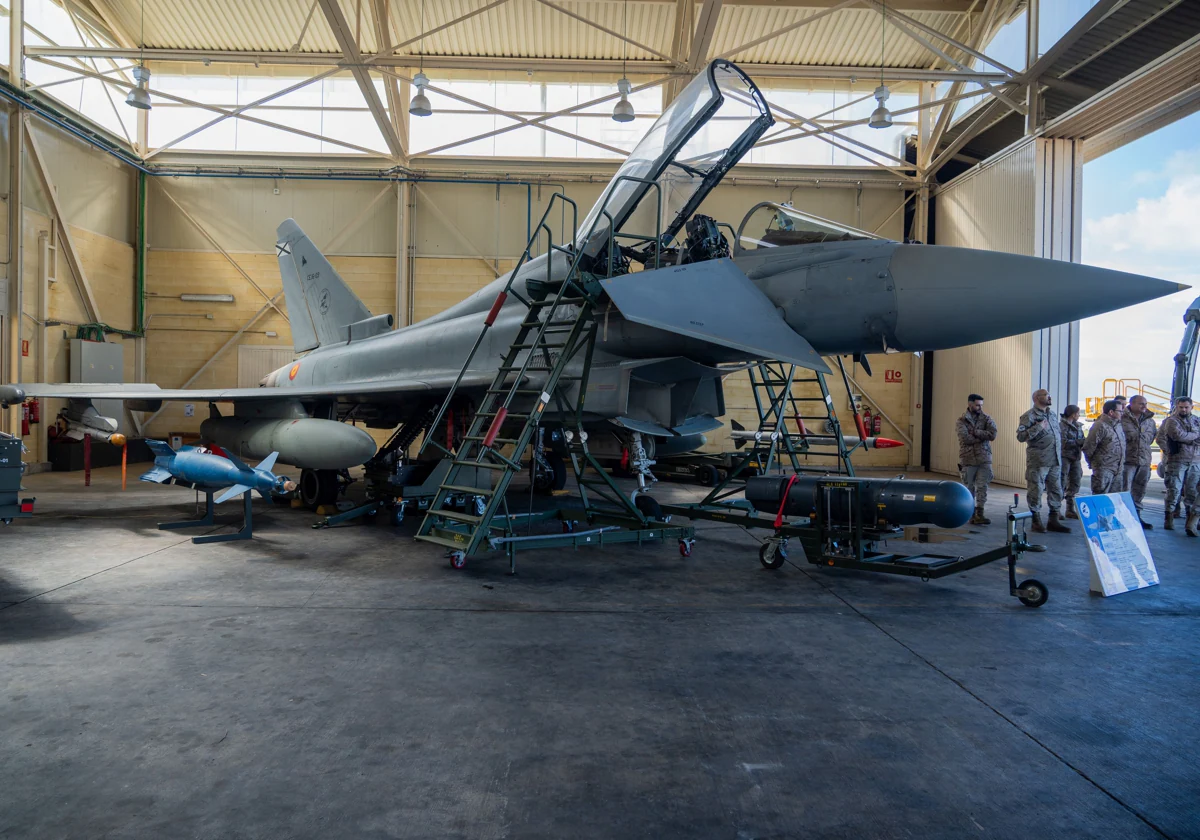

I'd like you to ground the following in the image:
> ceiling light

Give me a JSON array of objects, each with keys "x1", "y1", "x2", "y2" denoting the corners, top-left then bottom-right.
[
  {"x1": 868, "y1": 84, "x2": 892, "y2": 129},
  {"x1": 409, "y1": 71, "x2": 432, "y2": 117},
  {"x1": 125, "y1": 64, "x2": 152, "y2": 110},
  {"x1": 612, "y1": 77, "x2": 634, "y2": 123},
  {"x1": 180, "y1": 293, "x2": 234, "y2": 303}
]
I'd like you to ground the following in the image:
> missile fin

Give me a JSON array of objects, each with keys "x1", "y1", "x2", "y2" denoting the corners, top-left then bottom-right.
[
  {"x1": 256, "y1": 451, "x2": 280, "y2": 473},
  {"x1": 221, "y1": 450, "x2": 253, "y2": 473},
  {"x1": 215, "y1": 484, "x2": 251, "y2": 504}
]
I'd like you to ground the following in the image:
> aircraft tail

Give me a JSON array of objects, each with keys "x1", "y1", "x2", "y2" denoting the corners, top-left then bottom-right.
[{"x1": 276, "y1": 218, "x2": 371, "y2": 352}]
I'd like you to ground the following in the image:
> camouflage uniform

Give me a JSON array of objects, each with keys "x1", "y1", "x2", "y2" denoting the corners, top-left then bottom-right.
[
  {"x1": 1120, "y1": 410, "x2": 1157, "y2": 514},
  {"x1": 956, "y1": 410, "x2": 997, "y2": 509},
  {"x1": 1060, "y1": 417, "x2": 1085, "y2": 511},
  {"x1": 1084, "y1": 414, "x2": 1127, "y2": 495},
  {"x1": 1158, "y1": 413, "x2": 1200, "y2": 518},
  {"x1": 1016, "y1": 405, "x2": 1063, "y2": 514}
]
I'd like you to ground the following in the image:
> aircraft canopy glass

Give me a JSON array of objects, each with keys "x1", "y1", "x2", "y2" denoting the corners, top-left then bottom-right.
[
  {"x1": 734, "y1": 202, "x2": 883, "y2": 254},
  {"x1": 577, "y1": 61, "x2": 772, "y2": 258}
]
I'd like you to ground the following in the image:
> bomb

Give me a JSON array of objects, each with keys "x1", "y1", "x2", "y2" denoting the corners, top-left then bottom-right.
[{"x1": 745, "y1": 475, "x2": 974, "y2": 530}]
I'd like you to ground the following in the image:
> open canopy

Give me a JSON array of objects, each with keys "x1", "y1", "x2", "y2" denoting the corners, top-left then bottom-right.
[{"x1": 578, "y1": 60, "x2": 773, "y2": 258}]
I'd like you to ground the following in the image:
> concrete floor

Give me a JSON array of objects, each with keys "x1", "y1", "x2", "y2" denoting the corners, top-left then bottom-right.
[{"x1": 2, "y1": 465, "x2": 1198, "y2": 840}]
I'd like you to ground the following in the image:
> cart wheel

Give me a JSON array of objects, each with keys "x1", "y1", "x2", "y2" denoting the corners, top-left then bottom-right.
[
  {"x1": 449, "y1": 551, "x2": 467, "y2": 570},
  {"x1": 634, "y1": 494, "x2": 663, "y2": 521},
  {"x1": 391, "y1": 506, "x2": 406, "y2": 527},
  {"x1": 696, "y1": 465, "x2": 719, "y2": 487},
  {"x1": 1016, "y1": 578, "x2": 1049, "y2": 608},
  {"x1": 363, "y1": 507, "x2": 378, "y2": 523},
  {"x1": 2, "y1": 518, "x2": 12, "y2": 525},
  {"x1": 562, "y1": 520, "x2": 575, "y2": 533},
  {"x1": 678, "y1": 538, "x2": 695, "y2": 557},
  {"x1": 473, "y1": 495, "x2": 487, "y2": 516},
  {"x1": 759, "y1": 542, "x2": 786, "y2": 570}
]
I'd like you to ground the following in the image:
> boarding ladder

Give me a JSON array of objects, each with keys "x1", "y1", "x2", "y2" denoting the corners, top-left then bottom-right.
[{"x1": 415, "y1": 180, "x2": 671, "y2": 559}]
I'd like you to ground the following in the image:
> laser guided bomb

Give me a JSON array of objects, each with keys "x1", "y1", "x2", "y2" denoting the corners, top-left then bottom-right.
[
  {"x1": 745, "y1": 474, "x2": 975, "y2": 530},
  {"x1": 141, "y1": 440, "x2": 296, "y2": 503}
]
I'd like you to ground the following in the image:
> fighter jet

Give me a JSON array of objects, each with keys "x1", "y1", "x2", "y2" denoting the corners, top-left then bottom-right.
[{"x1": 10, "y1": 60, "x2": 1187, "y2": 506}]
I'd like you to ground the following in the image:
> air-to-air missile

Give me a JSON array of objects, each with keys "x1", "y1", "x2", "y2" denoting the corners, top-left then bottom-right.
[
  {"x1": 11, "y1": 59, "x2": 1190, "y2": 492},
  {"x1": 140, "y1": 440, "x2": 296, "y2": 503},
  {"x1": 729, "y1": 420, "x2": 904, "y2": 451},
  {"x1": 58, "y1": 403, "x2": 127, "y2": 447}
]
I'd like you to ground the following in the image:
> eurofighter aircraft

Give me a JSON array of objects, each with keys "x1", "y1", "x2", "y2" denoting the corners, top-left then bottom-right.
[{"x1": 5, "y1": 60, "x2": 1187, "y2": 506}]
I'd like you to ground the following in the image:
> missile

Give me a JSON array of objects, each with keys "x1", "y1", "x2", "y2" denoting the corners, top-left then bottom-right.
[
  {"x1": 745, "y1": 474, "x2": 973, "y2": 529},
  {"x1": 199, "y1": 414, "x2": 377, "y2": 471},
  {"x1": 59, "y1": 404, "x2": 126, "y2": 446},
  {"x1": 141, "y1": 440, "x2": 296, "y2": 502}
]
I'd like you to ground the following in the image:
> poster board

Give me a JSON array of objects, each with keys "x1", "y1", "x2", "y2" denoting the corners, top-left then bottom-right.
[{"x1": 1075, "y1": 493, "x2": 1159, "y2": 596}]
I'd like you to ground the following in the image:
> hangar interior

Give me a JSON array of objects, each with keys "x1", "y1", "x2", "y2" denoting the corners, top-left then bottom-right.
[{"x1": 2, "y1": 1, "x2": 1199, "y2": 837}]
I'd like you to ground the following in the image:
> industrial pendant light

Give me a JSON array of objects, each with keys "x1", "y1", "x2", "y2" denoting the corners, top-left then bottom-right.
[
  {"x1": 869, "y1": 2, "x2": 892, "y2": 129},
  {"x1": 409, "y1": 0, "x2": 432, "y2": 116},
  {"x1": 125, "y1": 0, "x2": 152, "y2": 110},
  {"x1": 612, "y1": 1, "x2": 634, "y2": 123}
]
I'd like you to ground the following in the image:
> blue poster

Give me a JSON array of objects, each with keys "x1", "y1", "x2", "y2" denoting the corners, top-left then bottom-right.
[{"x1": 1074, "y1": 493, "x2": 1159, "y2": 596}]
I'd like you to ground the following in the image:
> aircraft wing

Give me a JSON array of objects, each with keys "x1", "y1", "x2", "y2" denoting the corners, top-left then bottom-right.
[{"x1": 17, "y1": 373, "x2": 497, "y2": 405}]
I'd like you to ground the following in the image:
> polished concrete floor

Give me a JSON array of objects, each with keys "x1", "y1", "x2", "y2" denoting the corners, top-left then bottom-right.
[{"x1": 2, "y1": 465, "x2": 1198, "y2": 839}]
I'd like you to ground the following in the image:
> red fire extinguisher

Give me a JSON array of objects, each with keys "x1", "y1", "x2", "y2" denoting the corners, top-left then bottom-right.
[
  {"x1": 21, "y1": 401, "x2": 30, "y2": 436},
  {"x1": 28, "y1": 397, "x2": 40, "y2": 424},
  {"x1": 861, "y1": 407, "x2": 872, "y2": 437},
  {"x1": 873, "y1": 413, "x2": 883, "y2": 435}
]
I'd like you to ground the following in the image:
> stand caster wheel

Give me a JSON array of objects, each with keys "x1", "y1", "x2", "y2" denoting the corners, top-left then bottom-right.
[
  {"x1": 473, "y1": 496, "x2": 487, "y2": 517},
  {"x1": 1016, "y1": 578, "x2": 1048, "y2": 608},
  {"x1": 562, "y1": 520, "x2": 575, "y2": 533},
  {"x1": 363, "y1": 507, "x2": 378, "y2": 523},
  {"x1": 678, "y1": 538, "x2": 695, "y2": 557},
  {"x1": 449, "y1": 551, "x2": 467, "y2": 570},
  {"x1": 391, "y1": 506, "x2": 406, "y2": 526},
  {"x1": 759, "y1": 541, "x2": 787, "y2": 570}
]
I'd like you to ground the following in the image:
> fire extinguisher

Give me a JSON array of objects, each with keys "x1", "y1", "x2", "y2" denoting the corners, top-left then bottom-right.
[
  {"x1": 28, "y1": 398, "x2": 40, "y2": 424},
  {"x1": 861, "y1": 407, "x2": 873, "y2": 437},
  {"x1": 21, "y1": 402, "x2": 30, "y2": 436},
  {"x1": 873, "y1": 413, "x2": 883, "y2": 435}
]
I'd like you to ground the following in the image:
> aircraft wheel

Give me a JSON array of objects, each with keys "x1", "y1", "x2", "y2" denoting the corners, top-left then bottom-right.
[
  {"x1": 759, "y1": 542, "x2": 787, "y2": 570},
  {"x1": 299, "y1": 469, "x2": 339, "y2": 509},
  {"x1": 531, "y1": 451, "x2": 567, "y2": 495},
  {"x1": 1016, "y1": 578, "x2": 1049, "y2": 608},
  {"x1": 634, "y1": 494, "x2": 663, "y2": 522},
  {"x1": 449, "y1": 551, "x2": 467, "y2": 570}
]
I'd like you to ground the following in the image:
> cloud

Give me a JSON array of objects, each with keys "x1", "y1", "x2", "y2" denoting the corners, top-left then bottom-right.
[{"x1": 1080, "y1": 167, "x2": 1200, "y2": 404}]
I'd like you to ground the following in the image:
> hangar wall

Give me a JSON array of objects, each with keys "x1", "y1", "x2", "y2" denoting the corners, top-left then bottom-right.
[{"x1": 931, "y1": 137, "x2": 1083, "y2": 487}]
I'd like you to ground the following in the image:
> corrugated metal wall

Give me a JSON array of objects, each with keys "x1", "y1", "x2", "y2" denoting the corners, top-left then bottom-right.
[{"x1": 931, "y1": 139, "x2": 1036, "y2": 486}]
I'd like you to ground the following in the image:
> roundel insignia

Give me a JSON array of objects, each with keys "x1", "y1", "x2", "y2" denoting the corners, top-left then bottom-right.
[{"x1": 289, "y1": 362, "x2": 301, "y2": 381}]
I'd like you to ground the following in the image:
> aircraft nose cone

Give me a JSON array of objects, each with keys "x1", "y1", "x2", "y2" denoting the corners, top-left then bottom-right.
[{"x1": 888, "y1": 244, "x2": 1188, "y2": 351}]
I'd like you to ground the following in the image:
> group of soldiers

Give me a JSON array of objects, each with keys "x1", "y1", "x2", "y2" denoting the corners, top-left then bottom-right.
[{"x1": 956, "y1": 390, "x2": 1200, "y2": 536}]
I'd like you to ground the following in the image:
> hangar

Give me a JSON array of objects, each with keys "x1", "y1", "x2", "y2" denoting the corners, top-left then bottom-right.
[{"x1": 1, "y1": 1, "x2": 1198, "y2": 836}]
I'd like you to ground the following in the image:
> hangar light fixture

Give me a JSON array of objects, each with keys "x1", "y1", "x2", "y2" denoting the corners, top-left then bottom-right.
[
  {"x1": 409, "y1": 0, "x2": 433, "y2": 117},
  {"x1": 869, "y1": 3, "x2": 892, "y2": 129},
  {"x1": 180, "y1": 293, "x2": 235, "y2": 303},
  {"x1": 125, "y1": 1, "x2": 152, "y2": 110},
  {"x1": 612, "y1": 1, "x2": 634, "y2": 123}
]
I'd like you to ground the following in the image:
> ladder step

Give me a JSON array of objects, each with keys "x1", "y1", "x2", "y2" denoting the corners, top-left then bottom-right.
[
  {"x1": 464, "y1": 435, "x2": 520, "y2": 445},
  {"x1": 429, "y1": 509, "x2": 482, "y2": 525},
  {"x1": 529, "y1": 296, "x2": 586, "y2": 307},
  {"x1": 454, "y1": 460, "x2": 511, "y2": 471},
  {"x1": 415, "y1": 533, "x2": 475, "y2": 551},
  {"x1": 441, "y1": 484, "x2": 496, "y2": 496},
  {"x1": 510, "y1": 342, "x2": 566, "y2": 351},
  {"x1": 478, "y1": 412, "x2": 531, "y2": 421}
]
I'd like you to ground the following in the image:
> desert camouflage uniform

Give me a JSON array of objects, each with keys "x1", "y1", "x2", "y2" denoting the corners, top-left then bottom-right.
[
  {"x1": 1016, "y1": 405, "x2": 1063, "y2": 514},
  {"x1": 1060, "y1": 417, "x2": 1085, "y2": 510},
  {"x1": 1084, "y1": 414, "x2": 1127, "y2": 495},
  {"x1": 1120, "y1": 410, "x2": 1157, "y2": 513},
  {"x1": 956, "y1": 410, "x2": 997, "y2": 509},
  {"x1": 1158, "y1": 413, "x2": 1200, "y2": 514}
]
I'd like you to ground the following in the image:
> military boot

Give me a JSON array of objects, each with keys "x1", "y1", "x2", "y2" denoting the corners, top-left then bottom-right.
[
  {"x1": 1186, "y1": 510, "x2": 1199, "y2": 538},
  {"x1": 1064, "y1": 501, "x2": 1079, "y2": 520},
  {"x1": 1139, "y1": 515, "x2": 1154, "y2": 530},
  {"x1": 1031, "y1": 511, "x2": 1046, "y2": 533},
  {"x1": 970, "y1": 508, "x2": 991, "y2": 526},
  {"x1": 1048, "y1": 511, "x2": 1071, "y2": 533},
  {"x1": 1165, "y1": 511, "x2": 1175, "y2": 531}
]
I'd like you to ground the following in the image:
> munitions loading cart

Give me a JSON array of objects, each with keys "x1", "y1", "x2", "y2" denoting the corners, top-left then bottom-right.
[{"x1": 0, "y1": 434, "x2": 35, "y2": 524}]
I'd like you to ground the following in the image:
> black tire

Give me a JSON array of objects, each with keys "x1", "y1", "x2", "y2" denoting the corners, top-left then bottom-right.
[
  {"x1": 1017, "y1": 578, "x2": 1049, "y2": 608},
  {"x1": 299, "y1": 469, "x2": 339, "y2": 509},
  {"x1": 696, "y1": 464, "x2": 719, "y2": 487},
  {"x1": 531, "y1": 451, "x2": 567, "y2": 495},
  {"x1": 759, "y1": 542, "x2": 786, "y2": 570},
  {"x1": 634, "y1": 494, "x2": 663, "y2": 521}
]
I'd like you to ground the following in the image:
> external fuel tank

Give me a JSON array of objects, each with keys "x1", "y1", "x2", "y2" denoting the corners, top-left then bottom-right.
[{"x1": 745, "y1": 475, "x2": 974, "y2": 530}]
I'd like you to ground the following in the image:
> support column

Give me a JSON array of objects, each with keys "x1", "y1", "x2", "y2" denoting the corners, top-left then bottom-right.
[
  {"x1": 1026, "y1": 0, "x2": 1042, "y2": 135},
  {"x1": 2, "y1": 0, "x2": 21, "y2": 435},
  {"x1": 1032, "y1": 137, "x2": 1083, "y2": 405}
]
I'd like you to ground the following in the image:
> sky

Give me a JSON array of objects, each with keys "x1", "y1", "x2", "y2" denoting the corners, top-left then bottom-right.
[{"x1": 1077, "y1": 111, "x2": 1200, "y2": 407}]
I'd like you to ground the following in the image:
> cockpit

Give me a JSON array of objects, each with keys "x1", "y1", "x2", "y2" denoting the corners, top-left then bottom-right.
[{"x1": 734, "y1": 202, "x2": 882, "y2": 254}]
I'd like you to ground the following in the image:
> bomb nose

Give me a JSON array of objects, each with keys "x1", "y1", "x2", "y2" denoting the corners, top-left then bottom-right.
[{"x1": 887, "y1": 244, "x2": 1188, "y2": 351}]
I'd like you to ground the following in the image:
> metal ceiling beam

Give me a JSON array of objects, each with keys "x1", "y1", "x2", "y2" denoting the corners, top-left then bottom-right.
[
  {"x1": 715, "y1": 0, "x2": 857, "y2": 60},
  {"x1": 686, "y1": 0, "x2": 723, "y2": 71},
  {"x1": 316, "y1": 0, "x2": 405, "y2": 160},
  {"x1": 371, "y1": 0, "x2": 407, "y2": 158},
  {"x1": 83, "y1": 0, "x2": 138, "y2": 49},
  {"x1": 631, "y1": 0, "x2": 974, "y2": 8},
  {"x1": 536, "y1": 0, "x2": 675, "y2": 63},
  {"x1": 394, "y1": 0, "x2": 513, "y2": 52},
  {"x1": 23, "y1": 46, "x2": 1010, "y2": 82},
  {"x1": 1022, "y1": 0, "x2": 1125, "y2": 84}
]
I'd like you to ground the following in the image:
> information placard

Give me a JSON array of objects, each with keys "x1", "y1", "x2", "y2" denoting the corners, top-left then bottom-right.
[{"x1": 1075, "y1": 493, "x2": 1159, "y2": 596}]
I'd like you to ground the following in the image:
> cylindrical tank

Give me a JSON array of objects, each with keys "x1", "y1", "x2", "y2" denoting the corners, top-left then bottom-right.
[
  {"x1": 200, "y1": 416, "x2": 377, "y2": 470},
  {"x1": 745, "y1": 475, "x2": 974, "y2": 529}
]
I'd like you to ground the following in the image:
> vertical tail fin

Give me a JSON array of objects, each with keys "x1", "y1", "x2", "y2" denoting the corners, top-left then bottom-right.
[{"x1": 276, "y1": 218, "x2": 372, "y2": 352}]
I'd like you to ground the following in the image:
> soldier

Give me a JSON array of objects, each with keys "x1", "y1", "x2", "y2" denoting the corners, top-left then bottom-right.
[
  {"x1": 1120, "y1": 394, "x2": 1157, "y2": 529},
  {"x1": 1060, "y1": 405, "x2": 1086, "y2": 519},
  {"x1": 1158, "y1": 397, "x2": 1200, "y2": 535},
  {"x1": 956, "y1": 393, "x2": 997, "y2": 525},
  {"x1": 1016, "y1": 389, "x2": 1071, "y2": 533},
  {"x1": 1084, "y1": 399, "x2": 1127, "y2": 496}
]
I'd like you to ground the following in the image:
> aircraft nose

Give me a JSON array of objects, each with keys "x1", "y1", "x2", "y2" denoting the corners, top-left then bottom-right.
[{"x1": 887, "y1": 244, "x2": 1188, "y2": 351}]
